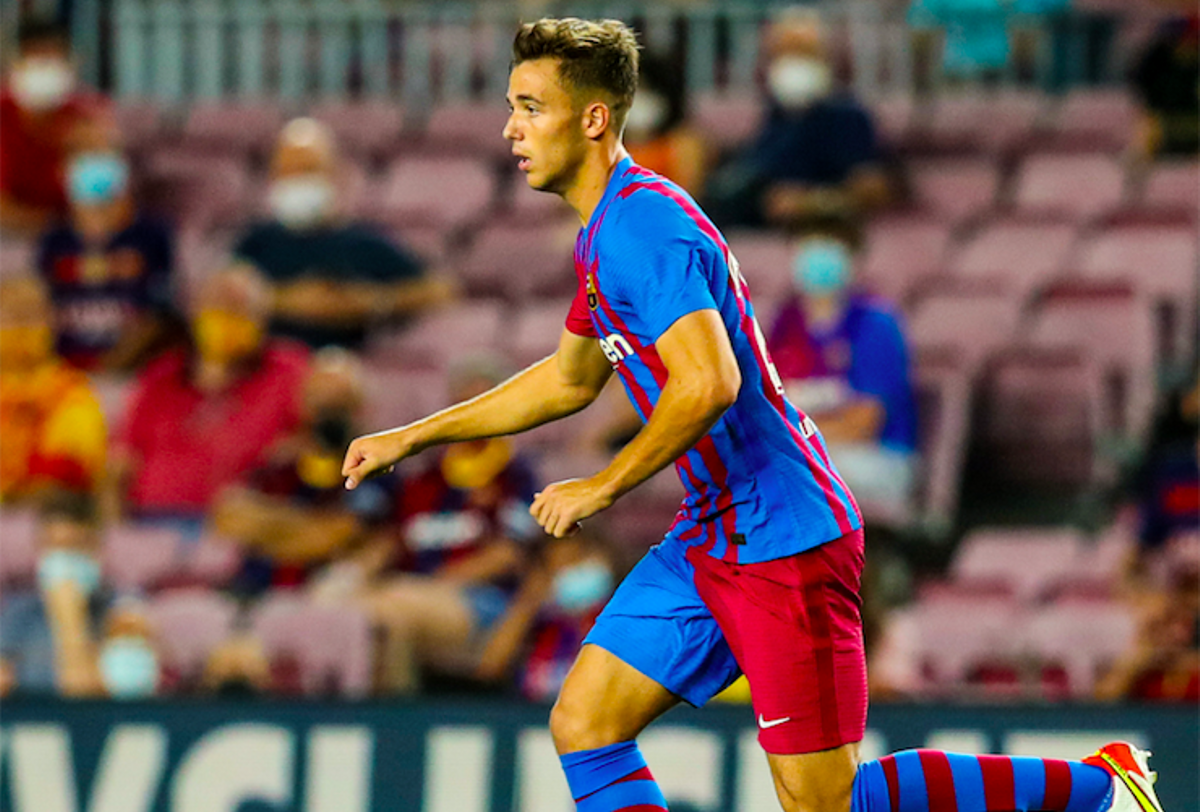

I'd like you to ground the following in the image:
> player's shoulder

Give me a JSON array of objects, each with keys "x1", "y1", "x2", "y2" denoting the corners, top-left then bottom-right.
[{"x1": 601, "y1": 170, "x2": 704, "y2": 247}]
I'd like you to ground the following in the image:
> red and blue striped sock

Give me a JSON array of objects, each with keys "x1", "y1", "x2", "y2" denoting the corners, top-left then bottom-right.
[
  {"x1": 560, "y1": 741, "x2": 669, "y2": 812},
  {"x1": 852, "y1": 750, "x2": 1114, "y2": 812}
]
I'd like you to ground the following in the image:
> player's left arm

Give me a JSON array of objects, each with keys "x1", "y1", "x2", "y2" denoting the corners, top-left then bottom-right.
[{"x1": 531, "y1": 309, "x2": 740, "y2": 538}]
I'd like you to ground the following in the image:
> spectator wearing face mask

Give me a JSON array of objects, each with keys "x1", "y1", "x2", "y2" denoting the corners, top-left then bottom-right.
[
  {"x1": 36, "y1": 112, "x2": 179, "y2": 371},
  {"x1": 108, "y1": 265, "x2": 308, "y2": 526},
  {"x1": 624, "y1": 54, "x2": 711, "y2": 198},
  {"x1": 705, "y1": 12, "x2": 890, "y2": 230},
  {"x1": 95, "y1": 595, "x2": 164, "y2": 700},
  {"x1": 0, "y1": 490, "x2": 108, "y2": 697},
  {"x1": 475, "y1": 535, "x2": 617, "y2": 702},
  {"x1": 212, "y1": 348, "x2": 394, "y2": 593},
  {"x1": 0, "y1": 276, "x2": 107, "y2": 503},
  {"x1": 0, "y1": 18, "x2": 107, "y2": 237},
  {"x1": 766, "y1": 217, "x2": 918, "y2": 522},
  {"x1": 315, "y1": 355, "x2": 541, "y2": 694},
  {"x1": 233, "y1": 118, "x2": 453, "y2": 351}
]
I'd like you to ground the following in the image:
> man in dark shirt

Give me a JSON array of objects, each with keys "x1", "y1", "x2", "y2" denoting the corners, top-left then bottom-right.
[
  {"x1": 1132, "y1": 14, "x2": 1199, "y2": 157},
  {"x1": 234, "y1": 118, "x2": 452, "y2": 350},
  {"x1": 706, "y1": 13, "x2": 890, "y2": 229},
  {"x1": 37, "y1": 112, "x2": 176, "y2": 371}
]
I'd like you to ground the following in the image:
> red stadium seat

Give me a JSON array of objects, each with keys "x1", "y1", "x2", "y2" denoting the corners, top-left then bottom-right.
[
  {"x1": 181, "y1": 101, "x2": 285, "y2": 160},
  {"x1": 458, "y1": 223, "x2": 576, "y2": 299},
  {"x1": 911, "y1": 358, "x2": 973, "y2": 533},
  {"x1": 948, "y1": 220, "x2": 1077, "y2": 300},
  {"x1": 508, "y1": 298, "x2": 574, "y2": 367},
  {"x1": 952, "y1": 527, "x2": 1085, "y2": 603},
  {"x1": 860, "y1": 217, "x2": 953, "y2": 303},
  {"x1": 724, "y1": 229, "x2": 795, "y2": 304},
  {"x1": 423, "y1": 102, "x2": 514, "y2": 160},
  {"x1": 1012, "y1": 152, "x2": 1127, "y2": 223},
  {"x1": 251, "y1": 593, "x2": 373, "y2": 698},
  {"x1": 908, "y1": 159, "x2": 1002, "y2": 228},
  {"x1": 102, "y1": 523, "x2": 185, "y2": 591},
  {"x1": 907, "y1": 284, "x2": 1022, "y2": 374},
  {"x1": 150, "y1": 589, "x2": 239, "y2": 684},
  {"x1": 366, "y1": 300, "x2": 506, "y2": 369},
  {"x1": 372, "y1": 155, "x2": 498, "y2": 232},
  {"x1": 1142, "y1": 160, "x2": 1199, "y2": 215},
  {"x1": 1024, "y1": 600, "x2": 1137, "y2": 697},
  {"x1": 309, "y1": 100, "x2": 406, "y2": 161},
  {"x1": 360, "y1": 365, "x2": 451, "y2": 432},
  {"x1": 1046, "y1": 89, "x2": 1138, "y2": 154},
  {"x1": 0, "y1": 509, "x2": 39, "y2": 587},
  {"x1": 690, "y1": 92, "x2": 765, "y2": 153}
]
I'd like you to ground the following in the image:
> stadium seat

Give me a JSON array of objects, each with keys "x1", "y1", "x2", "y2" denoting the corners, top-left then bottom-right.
[
  {"x1": 0, "y1": 237, "x2": 34, "y2": 280},
  {"x1": 1141, "y1": 160, "x2": 1199, "y2": 215},
  {"x1": 251, "y1": 593, "x2": 373, "y2": 698},
  {"x1": 113, "y1": 101, "x2": 164, "y2": 154},
  {"x1": 372, "y1": 155, "x2": 498, "y2": 232},
  {"x1": 506, "y1": 172, "x2": 576, "y2": 221},
  {"x1": 181, "y1": 101, "x2": 285, "y2": 160},
  {"x1": 361, "y1": 365, "x2": 452, "y2": 431},
  {"x1": 102, "y1": 523, "x2": 185, "y2": 591},
  {"x1": 141, "y1": 148, "x2": 252, "y2": 232},
  {"x1": 871, "y1": 93, "x2": 914, "y2": 148},
  {"x1": 457, "y1": 223, "x2": 576, "y2": 299},
  {"x1": 907, "y1": 284, "x2": 1022, "y2": 374},
  {"x1": 911, "y1": 357, "x2": 973, "y2": 533},
  {"x1": 952, "y1": 527, "x2": 1085, "y2": 603},
  {"x1": 150, "y1": 589, "x2": 239, "y2": 684},
  {"x1": 975, "y1": 346, "x2": 1103, "y2": 488},
  {"x1": 907, "y1": 159, "x2": 1002, "y2": 228},
  {"x1": 690, "y1": 92, "x2": 765, "y2": 153},
  {"x1": 1011, "y1": 153, "x2": 1127, "y2": 223},
  {"x1": 922, "y1": 91, "x2": 1043, "y2": 155},
  {"x1": 1046, "y1": 89, "x2": 1138, "y2": 154},
  {"x1": 948, "y1": 220, "x2": 1077, "y2": 300},
  {"x1": 1023, "y1": 600, "x2": 1137, "y2": 697},
  {"x1": 385, "y1": 225, "x2": 448, "y2": 266},
  {"x1": 308, "y1": 100, "x2": 406, "y2": 161},
  {"x1": 860, "y1": 216, "x2": 953, "y2": 304},
  {"x1": 367, "y1": 299, "x2": 506, "y2": 368},
  {"x1": 509, "y1": 298, "x2": 574, "y2": 366},
  {"x1": 899, "y1": 596, "x2": 1025, "y2": 694},
  {"x1": 724, "y1": 230, "x2": 794, "y2": 304},
  {"x1": 422, "y1": 102, "x2": 514, "y2": 160},
  {"x1": 0, "y1": 509, "x2": 39, "y2": 587},
  {"x1": 1028, "y1": 282, "x2": 1156, "y2": 442},
  {"x1": 183, "y1": 533, "x2": 243, "y2": 587}
]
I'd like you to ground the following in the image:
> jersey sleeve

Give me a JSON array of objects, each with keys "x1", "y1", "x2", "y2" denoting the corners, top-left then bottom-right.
[
  {"x1": 564, "y1": 276, "x2": 598, "y2": 338},
  {"x1": 601, "y1": 192, "x2": 719, "y2": 343}
]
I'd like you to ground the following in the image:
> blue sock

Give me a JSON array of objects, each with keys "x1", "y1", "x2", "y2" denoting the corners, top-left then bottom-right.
[
  {"x1": 559, "y1": 741, "x2": 668, "y2": 811},
  {"x1": 851, "y1": 750, "x2": 1113, "y2": 811}
]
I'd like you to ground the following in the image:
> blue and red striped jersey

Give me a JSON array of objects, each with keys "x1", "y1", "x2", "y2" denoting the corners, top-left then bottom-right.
[{"x1": 564, "y1": 158, "x2": 861, "y2": 563}]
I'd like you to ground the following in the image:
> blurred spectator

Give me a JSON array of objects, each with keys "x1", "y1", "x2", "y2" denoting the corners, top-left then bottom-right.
[
  {"x1": 108, "y1": 265, "x2": 308, "y2": 525},
  {"x1": 1131, "y1": 12, "x2": 1199, "y2": 157},
  {"x1": 95, "y1": 595, "x2": 163, "y2": 699},
  {"x1": 213, "y1": 348, "x2": 393, "y2": 593},
  {"x1": 313, "y1": 355, "x2": 541, "y2": 694},
  {"x1": 0, "y1": 275, "x2": 106, "y2": 502},
  {"x1": 0, "y1": 490, "x2": 107, "y2": 697},
  {"x1": 705, "y1": 11, "x2": 889, "y2": 229},
  {"x1": 233, "y1": 118, "x2": 452, "y2": 350},
  {"x1": 625, "y1": 54, "x2": 710, "y2": 197},
  {"x1": 907, "y1": 0, "x2": 1068, "y2": 84},
  {"x1": 1096, "y1": 563, "x2": 1199, "y2": 702},
  {"x1": 766, "y1": 216, "x2": 918, "y2": 520},
  {"x1": 0, "y1": 18, "x2": 107, "y2": 237},
  {"x1": 201, "y1": 632, "x2": 272, "y2": 697},
  {"x1": 36, "y1": 111, "x2": 179, "y2": 371},
  {"x1": 475, "y1": 535, "x2": 616, "y2": 702}
]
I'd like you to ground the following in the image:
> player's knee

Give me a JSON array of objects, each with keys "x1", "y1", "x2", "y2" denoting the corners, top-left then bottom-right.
[
  {"x1": 549, "y1": 694, "x2": 615, "y2": 754},
  {"x1": 774, "y1": 773, "x2": 853, "y2": 812}
]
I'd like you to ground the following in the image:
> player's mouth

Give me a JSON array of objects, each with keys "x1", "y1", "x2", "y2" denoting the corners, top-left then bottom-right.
[{"x1": 514, "y1": 153, "x2": 532, "y2": 172}]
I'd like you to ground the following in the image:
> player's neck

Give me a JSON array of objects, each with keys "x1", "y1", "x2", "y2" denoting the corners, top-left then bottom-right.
[{"x1": 564, "y1": 142, "x2": 631, "y2": 225}]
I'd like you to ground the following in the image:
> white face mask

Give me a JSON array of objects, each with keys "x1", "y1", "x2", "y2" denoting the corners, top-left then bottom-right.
[
  {"x1": 768, "y1": 57, "x2": 831, "y2": 110},
  {"x1": 269, "y1": 175, "x2": 335, "y2": 230},
  {"x1": 11, "y1": 57, "x2": 75, "y2": 112},
  {"x1": 624, "y1": 91, "x2": 668, "y2": 138}
]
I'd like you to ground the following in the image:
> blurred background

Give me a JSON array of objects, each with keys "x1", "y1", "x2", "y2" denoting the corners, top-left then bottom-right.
[{"x1": 0, "y1": 0, "x2": 1195, "y2": 810}]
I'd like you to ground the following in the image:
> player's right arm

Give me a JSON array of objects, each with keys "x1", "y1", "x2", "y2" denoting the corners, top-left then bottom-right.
[{"x1": 342, "y1": 329, "x2": 611, "y2": 489}]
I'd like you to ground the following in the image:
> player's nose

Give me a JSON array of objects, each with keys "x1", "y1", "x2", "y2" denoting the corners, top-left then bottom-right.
[{"x1": 503, "y1": 112, "x2": 520, "y2": 142}]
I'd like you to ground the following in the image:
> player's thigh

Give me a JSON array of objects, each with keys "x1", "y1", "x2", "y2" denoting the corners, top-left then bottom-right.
[
  {"x1": 550, "y1": 643, "x2": 680, "y2": 754},
  {"x1": 766, "y1": 742, "x2": 860, "y2": 812}
]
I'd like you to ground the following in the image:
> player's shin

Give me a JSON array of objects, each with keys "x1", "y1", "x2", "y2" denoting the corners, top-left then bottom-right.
[
  {"x1": 560, "y1": 740, "x2": 669, "y2": 811},
  {"x1": 851, "y1": 751, "x2": 1114, "y2": 812}
]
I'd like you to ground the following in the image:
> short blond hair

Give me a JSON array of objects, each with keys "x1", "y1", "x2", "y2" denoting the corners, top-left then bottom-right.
[{"x1": 512, "y1": 17, "x2": 640, "y2": 130}]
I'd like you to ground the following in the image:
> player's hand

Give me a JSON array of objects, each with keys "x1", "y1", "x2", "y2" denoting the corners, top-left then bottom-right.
[
  {"x1": 530, "y1": 477, "x2": 616, "y2": 538},
  {"x1": 342, "y1": 429, "x2": 417, "y2": 490}
]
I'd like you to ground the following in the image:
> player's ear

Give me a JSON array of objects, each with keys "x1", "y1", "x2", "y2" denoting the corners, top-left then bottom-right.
[{"x1": 581, "y1": 100, "x2": 610, "y2": 140}]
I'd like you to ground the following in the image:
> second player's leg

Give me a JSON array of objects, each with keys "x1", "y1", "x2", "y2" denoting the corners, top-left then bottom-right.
[{"x1": 550, "y1": 642, "x2": 679, "y2": 754}]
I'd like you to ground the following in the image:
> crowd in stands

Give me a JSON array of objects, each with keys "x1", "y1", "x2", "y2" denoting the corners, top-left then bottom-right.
[{"x1": 0, "y1": 7, "x2": 1195, "y2": 704}]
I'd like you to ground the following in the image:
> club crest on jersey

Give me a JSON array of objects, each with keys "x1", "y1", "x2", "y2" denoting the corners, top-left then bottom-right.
[{"x1": 586, "y1": 273, "x2": 598, "y2": 310}]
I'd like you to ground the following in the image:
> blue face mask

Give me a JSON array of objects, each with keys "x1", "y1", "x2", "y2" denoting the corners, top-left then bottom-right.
[
  {"x1": 37, "y1": 549, "x2": 101, "y2": 596},
  {"x1": 67, "y1": 152, "x2": 129, "y2": 205},
  {"x1": 792, "y1": 239, "x2": 853, "y2": 296},
  {"x1": 99, "y1": 636, "x2": 159, "y2": 699},
  {"x1": 552, "y1": 560, "x2": 614, "y2": 615}
]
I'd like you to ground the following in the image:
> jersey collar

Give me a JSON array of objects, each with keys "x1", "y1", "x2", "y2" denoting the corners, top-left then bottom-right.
[{"x1": 584, "y1": 155, "x2": 637, "y2": 238}]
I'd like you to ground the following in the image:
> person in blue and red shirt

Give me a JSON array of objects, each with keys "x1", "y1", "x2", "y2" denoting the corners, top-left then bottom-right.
[
  {"x1": 37, "y1": 112, "x2": 178, "y2": 371},
  {"x1": 768, "y1": 216, "x2": 918, "y2": 524},
  {"x1": 343, "y1": 18, "x2": 1163, "y2": 812}
]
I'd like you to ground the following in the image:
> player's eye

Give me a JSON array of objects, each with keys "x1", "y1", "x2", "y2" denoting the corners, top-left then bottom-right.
[{"x1": 525, "y1": 104, "x2": 538, "y2": 115}]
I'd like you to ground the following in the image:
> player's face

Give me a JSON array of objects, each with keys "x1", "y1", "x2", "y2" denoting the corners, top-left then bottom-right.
[{"x1": 504, "y1": 58, "x2": 589, "y2": 194}]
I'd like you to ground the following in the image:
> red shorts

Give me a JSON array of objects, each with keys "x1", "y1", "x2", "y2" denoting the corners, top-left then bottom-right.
[{"x1": 687, "y1": 529, "x2": 868, "y2": 754}]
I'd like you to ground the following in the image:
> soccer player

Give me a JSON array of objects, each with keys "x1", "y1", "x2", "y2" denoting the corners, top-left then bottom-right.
[{"x1": 343, "y1": 18, "x2": 1165, "y2": 812}]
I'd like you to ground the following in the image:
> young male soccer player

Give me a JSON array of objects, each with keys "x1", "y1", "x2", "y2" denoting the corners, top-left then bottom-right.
[{"x1": 343, "y1": 18, "x2": 1165, "y2": 812}]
